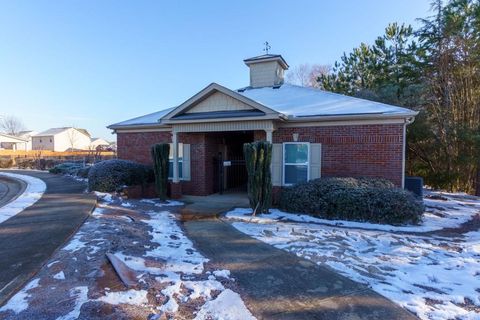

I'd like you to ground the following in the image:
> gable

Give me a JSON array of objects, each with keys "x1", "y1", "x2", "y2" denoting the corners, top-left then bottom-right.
[
  {"x1": 162, "y1": 83, "x2": 281, "y2": 123},
  {"x1": 185, "y1": 91, "x2": 255, "y2": 114}
]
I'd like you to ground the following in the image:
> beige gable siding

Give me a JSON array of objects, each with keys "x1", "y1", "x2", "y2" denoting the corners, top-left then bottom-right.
[
  {"x1": 249, "y1": 61, "x2": 283, "y2": 88},
  {"x1": 185, "y1": 91, "x2": 254, "y2": 114}
]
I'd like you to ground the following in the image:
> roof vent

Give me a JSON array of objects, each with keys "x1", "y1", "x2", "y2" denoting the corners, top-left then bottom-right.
[{"x1": 243, "y1": 54, "x2": 289, "y2": 88}]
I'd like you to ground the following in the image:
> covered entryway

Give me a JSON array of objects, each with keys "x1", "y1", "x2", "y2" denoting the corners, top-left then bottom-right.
[{"x1": 213, "y1": 131, "x2": 253, "y2": 194}]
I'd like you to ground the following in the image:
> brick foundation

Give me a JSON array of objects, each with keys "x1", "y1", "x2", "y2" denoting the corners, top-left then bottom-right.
[{"x1": 170, "y1": 182, "x2": 182, "y2": 199}]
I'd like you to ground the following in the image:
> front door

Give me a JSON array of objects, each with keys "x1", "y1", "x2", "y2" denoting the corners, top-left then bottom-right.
[{"x1": 213, "y1": 131, "x2": 253, "y2": 194}]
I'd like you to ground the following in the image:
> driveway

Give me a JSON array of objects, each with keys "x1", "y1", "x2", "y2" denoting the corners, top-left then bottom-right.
[{"x1": 0, "y1": 170, "x2": 96, "y2": 306}]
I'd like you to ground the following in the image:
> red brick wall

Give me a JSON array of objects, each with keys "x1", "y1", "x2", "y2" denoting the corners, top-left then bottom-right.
[
  {"x1": 117, "y1": 131, "x2": 171, "y2": 165},
  {"x1": 273, "y1": 124, "x2": 404, "y2": 186},
  {"x1": 178, "y1": 133, "x2": 213, "y2": 196},
  {"x1": 116, "y1": 123, "x2": 404, "y2": 196},
  {"x1": 253, "y1": 130, "x2": 266, "y2": 141}
]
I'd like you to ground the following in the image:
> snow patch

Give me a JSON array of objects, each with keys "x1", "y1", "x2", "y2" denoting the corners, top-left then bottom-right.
[
  {"x1": 0, "y1": 172, "x2": 46, "y2": 224},
  {"x1": 142, "y1": 210, "x2": 206, "y2": 274},
  {"x1": 97, "y1": 289, "x2": 148, "y2": 306},
  {"x1": 0, "y1": 278, "x2": 40, "y2": 314},
  {"x1": 94, "y1": 191, "x2": 113, "y2": 203},
  {"x1": 194, "y1": 289, "x2": 255, "y2": 320},
  {"x1": 212, "y1": 269, "x2": 232, "y2": 280},
  {"x1": 62, "y1": 234, "x2": 87, "y2": 253},
  {"x1": 53, "y1": 271, "x2": 65, "y2": 280},
  {"x1": 56, "y1": 286, "x2": 89, "y2": 320}
]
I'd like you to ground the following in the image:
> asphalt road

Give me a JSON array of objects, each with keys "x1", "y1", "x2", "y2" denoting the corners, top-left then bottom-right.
[
  {"x1": 0, "y1": 170, "x2": 96, "y2": 306},
  {"x1": 0, "y1": 175, "x2": 26, "y2": 208}
]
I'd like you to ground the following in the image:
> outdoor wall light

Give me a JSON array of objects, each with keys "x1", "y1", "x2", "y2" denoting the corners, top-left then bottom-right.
[{"x1": 292, "y1": 133, "x2": 299, "y2": 142}]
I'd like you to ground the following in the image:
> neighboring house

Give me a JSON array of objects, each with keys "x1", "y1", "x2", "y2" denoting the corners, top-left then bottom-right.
[
  {"x1": 17, "y1": 130, "x2": 38, "y2": 151},
  {"x1": 0, "y1": 133, "x2": 29, "y2": 151},
  {"x1": 90, "y1": 138, "x2": 110, "y2": 150},
  {"x1": 109, "y1": 54, "x2": 417, "y2": 198},
  {"x1": 32, "y1": 127, "x2": 92, "y2": 151}
]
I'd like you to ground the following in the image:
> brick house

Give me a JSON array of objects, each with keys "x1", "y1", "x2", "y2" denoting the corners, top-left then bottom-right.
[{"x1": 108, "y1": 54, "x2": 417, "y2": 198}]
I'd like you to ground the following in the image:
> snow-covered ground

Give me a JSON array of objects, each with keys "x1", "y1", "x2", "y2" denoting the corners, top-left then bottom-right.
[
  {"x1": 226, "y1": 191, "x2": 480, "y2": 320},
  {"x1": 0, "y1": 194, "x2": 254, "y2": 320},
  {"x1": 227, "y1": 190, "x2": 480, "y2": 233},
  {"x1": 0, "y1": 172, "x2": 46, "y2": 224}
]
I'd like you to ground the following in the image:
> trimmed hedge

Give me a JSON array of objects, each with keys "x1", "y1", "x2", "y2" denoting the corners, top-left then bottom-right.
[
  {"x1": 279, "y1": 177, "x2": 424, "y2": 225},
  {"x1": 49, "y1": 162, "x2": 84, "y2": 175},
  {"x1": 87, "y1": 159, "x2": 153, "y2": 192}
]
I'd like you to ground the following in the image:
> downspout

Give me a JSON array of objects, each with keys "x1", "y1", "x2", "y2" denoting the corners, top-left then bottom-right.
[
  {"x1": 402, "y1": 121, "x2": 406, "y2": 189},
  {"x1": 402, "y1": 116, "x2": 415, "y2": 189}
]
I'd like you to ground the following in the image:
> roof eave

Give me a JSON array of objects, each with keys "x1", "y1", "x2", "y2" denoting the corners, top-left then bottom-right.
[{"x1": 107, "y1": 123, "x2": 171, "y2": 131}]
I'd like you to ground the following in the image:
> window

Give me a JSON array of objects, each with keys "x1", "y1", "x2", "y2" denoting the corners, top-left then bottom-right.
[
  {"x1": 168, "y1": 143, "x2": 183, "y2": 179},
  {"x1": 283, "y1": 142, "x2": 309, "y2": 185}
]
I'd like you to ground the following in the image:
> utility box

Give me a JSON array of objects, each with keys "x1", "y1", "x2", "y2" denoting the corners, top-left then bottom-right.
[{"x1": 405, "y1": 176, "x2": 424, "y2": 198}]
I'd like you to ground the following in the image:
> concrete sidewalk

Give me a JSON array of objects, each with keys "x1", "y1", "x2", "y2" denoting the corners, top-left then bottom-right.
[
  {"x1": 179, "y1": 192, "x2": 249, "y2": 220},
  {"x1": 184, "y1": 219, "x2": 418, "y2": 320},
  {"x1": 0, "y1": 170, "x2": 96, "y2": 306}
]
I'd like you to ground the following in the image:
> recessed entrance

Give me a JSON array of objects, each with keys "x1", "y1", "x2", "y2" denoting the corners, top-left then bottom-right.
[{"x1": 212, "y1": 131, "x2": 254, "y2": 193}]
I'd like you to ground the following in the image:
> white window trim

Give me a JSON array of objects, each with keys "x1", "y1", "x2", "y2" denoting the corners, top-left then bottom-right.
[
  {"x1": 168, "y1": 159, "x2": 184, "y2": 180},
  {"x1": 282, "y1": 142, "x2": 310, "y2": 186},
  {"x1": 168, "y1": 143, "x2": 186, "y2": 181}
]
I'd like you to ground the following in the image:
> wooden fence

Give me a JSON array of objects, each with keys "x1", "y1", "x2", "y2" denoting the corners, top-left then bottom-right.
[{"x1": 0, "y1": 150, "x2": 115, "y2": 158}]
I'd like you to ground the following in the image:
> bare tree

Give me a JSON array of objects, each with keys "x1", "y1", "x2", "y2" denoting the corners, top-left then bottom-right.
[
  {"x1": 0, "y1": 115, "x2": 25, "y2": 136},
  {"x1": 67, "y1": 128, "x2": 78, "y2": 151},
  {"x1": 286, "y1": 63, "x2": 331, "y2": 88}
]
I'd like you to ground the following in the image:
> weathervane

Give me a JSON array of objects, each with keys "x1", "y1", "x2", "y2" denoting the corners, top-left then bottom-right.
[{"x1": 263, "y1": 41, "x2": 271, "y2": 54}]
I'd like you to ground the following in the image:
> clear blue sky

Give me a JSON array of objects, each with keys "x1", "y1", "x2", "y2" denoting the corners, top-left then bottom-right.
[{"x1": 0, "y1": 0, "x2": 431, "y2": 140}]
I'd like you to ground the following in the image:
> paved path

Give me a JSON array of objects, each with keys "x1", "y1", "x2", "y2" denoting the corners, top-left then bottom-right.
[
  {"x1": 0, "y1": 170, "x2": 96, "y2": 306},
  {"x1": 0, "y1": 175, "x2": 26, "y2": 208},
  {"x1": 184, "y1": 219, "x2": 418, "y2": 320}
]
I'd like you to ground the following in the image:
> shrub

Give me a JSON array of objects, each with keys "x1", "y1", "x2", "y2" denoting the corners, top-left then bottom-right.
[
  {"x1": 76, "y1": 166, "x2": 91, "y2": 178},
  {"x1": 244, "y1": 141, "x2": 272, "y2": 215},
  {"x1": 151, "y1": 143, "x2": 170, "y2": 200},
  {"x1": 87, "y1": 159, "x2": 153, "y2": 192},
  {"x1": 0, "y1": 158, "x2": 13, "y2": 168},
  {"x1": 279, "y1": 177, "x2": 424, "y2": 225},
  {"x1": 49, "y1": 162, "x2": 83, "y2": 175}
]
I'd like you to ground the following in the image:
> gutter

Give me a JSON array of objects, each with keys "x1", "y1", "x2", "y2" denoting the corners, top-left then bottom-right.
[{"x1": 286, "y1": 111, "x2": 419, "y2": 123}]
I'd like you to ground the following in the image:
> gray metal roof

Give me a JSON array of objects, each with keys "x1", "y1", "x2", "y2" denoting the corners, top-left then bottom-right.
[
  {"x1": 35, "y1": 127, "x2": 90, "y2": 137},
  {"x1": 108, "y1": 84, "x2": 416, "y2": 129},
  {"x1": 108, "y1": 107, "x2": 175, "y2": 128},
  {"x1": 237, "y1": 84, "x2": 416, "y2": 118}
]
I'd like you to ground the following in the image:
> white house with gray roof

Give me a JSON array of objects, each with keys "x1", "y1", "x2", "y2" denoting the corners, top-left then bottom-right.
[{"x1": 32, "y1": 127, "x2": 92, "y2": 151}]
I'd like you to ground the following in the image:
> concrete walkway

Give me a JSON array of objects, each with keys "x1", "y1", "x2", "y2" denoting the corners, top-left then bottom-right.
[
  {"x1": 0, "y1": 175, "x2": 26, "y2": 208},
  {"x1": 184, "y1": 219, "x2": 418, "y2": 320},
  {"x1": 179, "y1": 192, "x2": 249, "y2": 220},
  {"x1": 0, "y1": 170, "x2": 96, "y2": 306}
]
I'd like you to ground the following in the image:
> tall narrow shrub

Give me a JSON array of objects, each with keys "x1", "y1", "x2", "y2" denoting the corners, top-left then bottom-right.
[
  {"x1": 151, "y1": 143, "x2": 170, "y2": 200},
  {"x1": 243, "y1": 141, "x2": 272, "y2": 215}
]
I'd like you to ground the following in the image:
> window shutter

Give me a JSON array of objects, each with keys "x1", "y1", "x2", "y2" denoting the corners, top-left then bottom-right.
[
  {"x1": 271, "y1": 143, "x2": 282, "y2": 186},
  {"x1": 309, "y1": 143, "x2": 322, "y2": 180},
  {"x1": 183, "y1": 144, "x2": 191, "y2": 181}
]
